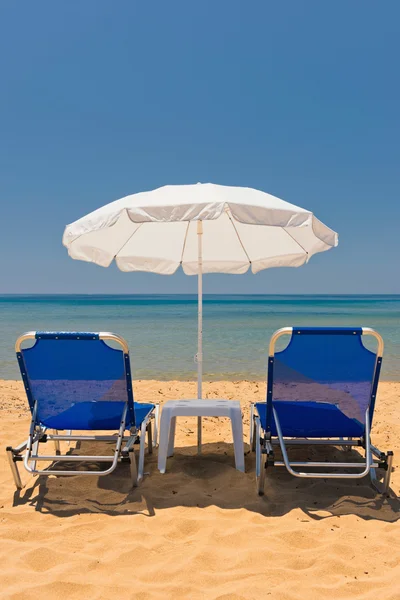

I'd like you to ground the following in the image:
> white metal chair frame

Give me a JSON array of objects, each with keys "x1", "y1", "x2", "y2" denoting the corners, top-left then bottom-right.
[
  {"x1": 250, "y1": 327, "x2": 394, "y2": 496},
  {"x1": 6, "y1": 331, "x2": 159, "y2": 490}
]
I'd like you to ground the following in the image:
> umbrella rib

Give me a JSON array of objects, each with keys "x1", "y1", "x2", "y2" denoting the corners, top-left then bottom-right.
[
  {"x1": 68, "y1": 233, "x2": 84, "y2": 248},
  {"x1": 114, "y1": 215, "x2": 144, "y2": 259},
  {"x1": 180, "y1": 221, "x2": 190, "y2": 264},
  {"x1": 68, "y1": 211, "x2": 145, "y2": 262},
  {"x1": 283, "y1": 228, "x2": 309, "y2": 257},
  {"x1": 228, "y1": 210, "x2": 308, "y2": 266},
  {"x1": 226, "y1": 211, "x2": 252, "y2": 265}
]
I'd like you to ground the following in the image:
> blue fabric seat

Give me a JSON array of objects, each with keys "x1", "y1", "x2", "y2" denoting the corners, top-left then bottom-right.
[
  {"x1": 17, "y1": 333, "x2": 151, "y2": 431},
  {"x1": 9, "y1": 331, "x2": 157, "y2": 488},
  {"x1": 41, "y1": 401, "x2": 155, "y2": 431},
  {"x1": 252, "y1": 327, "x2": 391, "y2": 496},
  {"x1": 258, "y1": 327, "x2": 380, "y2": 438},
  {"x1": 255, "y1": 401, "x2": 364, "y2": 438}
]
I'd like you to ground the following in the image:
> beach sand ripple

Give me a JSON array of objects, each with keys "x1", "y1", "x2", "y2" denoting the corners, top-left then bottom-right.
[{"x1": 1, "y1": 380, "x2": 399, "y2": 599}]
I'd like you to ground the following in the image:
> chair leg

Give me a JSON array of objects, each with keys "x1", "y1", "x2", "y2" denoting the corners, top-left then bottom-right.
[
  {"x1": 257, "y1": 447, "x2": 267, "y2": 496},
  {"x1": 249, "y1": 403, "x2": 255, "y2": 449},
  {"x1": 138, "y1": 419, "x2": 148, "y2": 481},
  {"x1": 53, "y1": 430, "x2": 61, "y2": 454},
  {"x1": 30, "y1": 437, "x2": 39, "y2": 471},
  {"x1": 254, "y1": 416, "x2": 261, "y2": 477},
  {"x1": 372, "y1": 451, "x2": 394, "y2": 495},
  {"x1": 369, "y1": 448, "x2": 379, "y2": 492},
  {"x1": 153, "y1": 404, "x2": 160, "y2": 447},
  {"x1": 383, "y1": 452, "x2": 394, "y2": 494},
  {"x1": 251, "y1": 419, "x2": 257, "y2": 453},
  {"x1": 129, "y1": 448, "x2": 138, "y2": 487},
  {"x1": 254, "y1": 415, "x2": 266, "y2": 495},
  {"x1": 147, "y1": 421, "x2": 153, "y2": 454},
  {"x1": 339, "y1": 437, "x2": 352, "y2": 452},
  {"x1": 6, "y1": 447, "x2": 23, "y2": 490},
  {"x1": 345, "y1": 437, "x2": 353, "y2": 452}
]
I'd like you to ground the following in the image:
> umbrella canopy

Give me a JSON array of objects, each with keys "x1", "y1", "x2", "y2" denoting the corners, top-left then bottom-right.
[
  {"x1": 63, "y1": 183, "x2": 338, "y2": 451},
  {"x1": 63, "y1": 183, "x2": 337, "y2": 275}
]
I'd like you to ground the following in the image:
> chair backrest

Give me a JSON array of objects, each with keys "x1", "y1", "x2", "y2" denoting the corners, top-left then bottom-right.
[
  {"x1": 267, "y1": 327, "x2": 383, "y2": 432},
  {"x1": 16, "y1": 332, "x2": 135, "y2": 428}
]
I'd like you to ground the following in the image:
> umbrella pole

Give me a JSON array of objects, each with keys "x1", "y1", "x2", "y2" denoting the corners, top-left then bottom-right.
[{"x1": 197, "y1": 220, "x2": 203, "y2": 454}]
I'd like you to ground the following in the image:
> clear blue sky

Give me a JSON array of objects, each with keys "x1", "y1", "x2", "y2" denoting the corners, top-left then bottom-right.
[{"x1": 0, "y1": 1, "x2": 399, "y2": 294}]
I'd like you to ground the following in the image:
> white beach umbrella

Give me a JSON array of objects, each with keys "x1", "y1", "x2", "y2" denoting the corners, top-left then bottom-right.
[{"x1": 63, "y1": 183, "x2": 338, "y2": 450}]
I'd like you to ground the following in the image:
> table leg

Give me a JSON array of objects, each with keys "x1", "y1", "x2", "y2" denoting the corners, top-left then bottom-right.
[
  {"x1": 167, "y1": 416, "x2": 177, "y2": 458},
  {"x1": 158, "y1": 409, "x2": 172, "y2": 473},
  {"x1": 231, "y1": 411, "x2": 245, "y2": 473}
]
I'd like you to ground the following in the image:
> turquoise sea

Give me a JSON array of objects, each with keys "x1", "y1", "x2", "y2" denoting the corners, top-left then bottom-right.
[{"x1": 0, "y1": 295, "x2": 399, "y2": 381}]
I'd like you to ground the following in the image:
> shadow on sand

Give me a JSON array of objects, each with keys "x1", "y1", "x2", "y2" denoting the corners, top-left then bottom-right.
[{"x1": 13, "y1": 440, "x2": 399, "y2": 522}]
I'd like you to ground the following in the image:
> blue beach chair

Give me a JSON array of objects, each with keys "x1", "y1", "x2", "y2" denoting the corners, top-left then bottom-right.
[
  {"x1": 7, "y1": 331, "x2": 159, "y2": 490},
  {"x1": 250, "y1": 327, "x2": 393, "y2": 496}
]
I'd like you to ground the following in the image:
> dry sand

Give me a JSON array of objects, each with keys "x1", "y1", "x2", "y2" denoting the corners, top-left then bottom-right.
[{"x1": 0, "y1": 379, "x2": 399, "y2": 600}]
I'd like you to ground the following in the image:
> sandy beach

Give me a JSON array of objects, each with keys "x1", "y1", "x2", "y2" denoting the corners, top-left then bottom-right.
[{"x1": 1, "y1": 379, "x2": 399, "y2": 600}]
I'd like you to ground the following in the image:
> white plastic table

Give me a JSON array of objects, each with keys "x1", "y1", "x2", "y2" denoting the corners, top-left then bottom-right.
[{"x1": 157, "y1": 399, "x2": 245, "y2": 473}]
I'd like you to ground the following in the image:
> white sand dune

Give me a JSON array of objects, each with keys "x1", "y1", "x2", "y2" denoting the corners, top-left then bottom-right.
[{"x1": 1, "y1": 380, "x2": 399, "y2": 600}]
